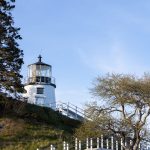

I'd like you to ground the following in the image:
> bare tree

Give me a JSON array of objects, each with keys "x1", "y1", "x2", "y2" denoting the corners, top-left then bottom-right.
[{"x1": 76, "y1": 74, "x2": 150, "y2": 150}]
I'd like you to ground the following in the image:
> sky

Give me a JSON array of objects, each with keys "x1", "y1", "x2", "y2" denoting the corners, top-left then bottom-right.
[{"x1": 12, "y1": 0, "x2": 150, "y2": 108}]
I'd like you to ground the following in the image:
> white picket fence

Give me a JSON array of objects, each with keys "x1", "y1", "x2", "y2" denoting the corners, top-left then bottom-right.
[{"x1": 37, "y1": 136, "x2": 142, "y2": 150}]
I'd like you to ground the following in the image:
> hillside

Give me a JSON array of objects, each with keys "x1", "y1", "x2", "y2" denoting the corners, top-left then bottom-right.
[{"x1": 0, "y1": 95, "x2": 81, "y2": 150}]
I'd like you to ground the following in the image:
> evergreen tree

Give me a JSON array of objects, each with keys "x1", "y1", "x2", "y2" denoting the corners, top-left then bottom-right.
[{"x1": 0, "y1": 0, "x2": 24, "y2": 96}]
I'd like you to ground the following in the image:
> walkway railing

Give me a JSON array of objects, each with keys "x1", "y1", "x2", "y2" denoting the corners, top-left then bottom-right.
[
  {"x1": 56, "y1": 101, "x2": 85, "y2": 120},
  {"x1": 31, "y1": 101, "x2": 86, "y2": 121}
]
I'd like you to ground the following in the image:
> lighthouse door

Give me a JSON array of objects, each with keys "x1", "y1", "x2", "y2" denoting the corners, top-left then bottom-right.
[{"x1": 35, "y1": 97, "x2": 44, "y2": 106}]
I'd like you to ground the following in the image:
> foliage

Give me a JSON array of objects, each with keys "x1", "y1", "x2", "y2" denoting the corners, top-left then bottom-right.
[
  {"x1": 0, "y1": 118, "x2": 65, "y2": 150},
  {"x1": 0, "y1": 0, "x2": 24, "y2": 95},
  {"x1": 0, "y1": 96, "x2": 81, "y2": 149},
  {"x1": 76, "y1": 73, "x2": 150, "y2": 150}
]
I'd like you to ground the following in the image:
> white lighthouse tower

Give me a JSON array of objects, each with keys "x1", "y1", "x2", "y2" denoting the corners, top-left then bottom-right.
[{"x1": 23, "y1": 55, "x2": 56, "y2": 109}]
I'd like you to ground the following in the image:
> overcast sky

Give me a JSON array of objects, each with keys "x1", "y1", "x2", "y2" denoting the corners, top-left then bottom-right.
[{"x1": 13, "y1": 0, "x2": 150, "y2": 107}]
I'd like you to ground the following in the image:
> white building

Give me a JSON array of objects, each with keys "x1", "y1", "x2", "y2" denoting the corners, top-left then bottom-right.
[{"x1": 23, "y1": 55, "x2": 56, "y2": 109}]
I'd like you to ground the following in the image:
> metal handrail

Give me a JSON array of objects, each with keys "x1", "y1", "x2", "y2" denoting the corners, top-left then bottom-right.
[
  {"x1": 60, "y1": 102, "x2": 84, "y2": 112},
  {"x1": 55, "y1": 101, "x2": 86, "y2": 120},
  {"x1": 61, "y1": 104, "x2": 85, "y2": 116},
  {"x1": 24, "y1": 76, "x2": 56, "y2": 85},
  {"x1": 21, "y1": 97, "x2": 86, "y2": 120}
]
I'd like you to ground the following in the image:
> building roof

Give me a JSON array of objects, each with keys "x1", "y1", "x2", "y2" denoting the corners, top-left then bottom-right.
[{"x1": 28, "y1": 55, "x2": 51, "y2": 67}]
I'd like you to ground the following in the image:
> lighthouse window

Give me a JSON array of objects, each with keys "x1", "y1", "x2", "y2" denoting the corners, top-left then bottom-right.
[{"x1": 37, "y1": 88, "x2": 44, "y2": 94}]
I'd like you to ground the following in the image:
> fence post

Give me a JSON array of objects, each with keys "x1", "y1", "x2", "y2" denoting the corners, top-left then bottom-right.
[
  {"x1": 67, "y1": 143, "x2": 69, "y2": 150},
  {"x1": 75, "y1": 138, "x2": 78, "y2": 150},
  {"x1": 90, "y1": 138, "x2": 93, "y2": 150},
  {"x1": 106, "y1": 139, "x2": 109, "y2": 149},
  {"x1": 121, "y1": 138, "x2": 123, "y2": 150},
  {"x1": 116, "y1": 141, "x2": 118, "y2": 150},
  {"x1": 139, "y1": 143, "x2": 141, "y2": 150},
  {"x1": 86, "y1": 138, "x2": 89, "y2": 150},
  {"x1": 63, "y1": 141, "x2": 66, "y2": 150},
  {"x1": 79, "y1": 140, "x2": 81, "y2": 150},
  {"x1": 130, "y1": 140, "x2": 132, "y2": 146},
  {"x1": 101, "y1": 135, "x2": 103, "y2": 148},
  {"x1": 50, "y1": 144, "x2": 53, "y2": 150},
  {"x1": 97, "y1": 137, "x2": 99, "y2": 149},
  {"x1": 111, "y1": 136, "x2": 113, "y2": 150},
  {"x1": 125, "y1": 140, "x2": 127, "y2": 147}
]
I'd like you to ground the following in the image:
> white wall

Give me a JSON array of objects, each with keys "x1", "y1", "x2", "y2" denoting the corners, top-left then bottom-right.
[{"x1": 23, "y1": 84, "x2": 56, "y2": 109}]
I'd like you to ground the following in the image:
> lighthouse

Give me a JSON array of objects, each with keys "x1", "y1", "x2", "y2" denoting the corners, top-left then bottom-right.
[{"x1": 23, "y1": 55, "x2": 56, "y2": 109}]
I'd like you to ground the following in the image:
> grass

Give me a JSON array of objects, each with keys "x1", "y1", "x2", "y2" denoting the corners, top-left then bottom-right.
[
  {"x1": 0, "y1": 95, "x2": 81, "y2": 150},
  {"x1": 0, "y1": 118, "x2": 65, "y2": 150}
]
